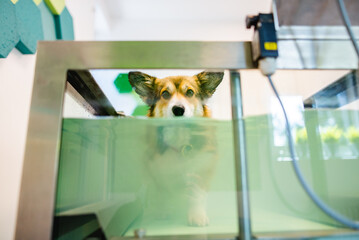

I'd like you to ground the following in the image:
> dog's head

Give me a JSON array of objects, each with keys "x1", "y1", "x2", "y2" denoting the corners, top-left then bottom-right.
[{"x1": 128, "y1": 71, "x2": 223, "y2": 117}]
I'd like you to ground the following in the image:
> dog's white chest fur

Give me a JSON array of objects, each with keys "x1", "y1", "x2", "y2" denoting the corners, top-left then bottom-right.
[
  {"x1": 144, "y1": 126, "x2": 216, "y2": 226},
  {"x1": 148, "y1": 127, "x2": 208, "y2": 191}
]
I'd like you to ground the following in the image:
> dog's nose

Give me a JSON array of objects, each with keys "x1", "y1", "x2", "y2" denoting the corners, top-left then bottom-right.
[{"x1": 172, "y1": 106, "x2": 185, "y2": 116}]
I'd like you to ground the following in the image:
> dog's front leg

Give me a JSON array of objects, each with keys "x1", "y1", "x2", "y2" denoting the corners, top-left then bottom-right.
[{"x1": 186, "y1": 173, "x2": 209, "y2": 227}]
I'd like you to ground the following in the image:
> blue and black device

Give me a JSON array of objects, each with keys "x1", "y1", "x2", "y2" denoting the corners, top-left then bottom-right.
[{"x1": 246, "y1": 13, "x2": 278, "y2": 64}]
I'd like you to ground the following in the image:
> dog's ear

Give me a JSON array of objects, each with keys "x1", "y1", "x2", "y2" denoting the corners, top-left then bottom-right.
[
  {"x1": 128, "y1": 71, "x2": 156, "y2": 105},
  {"x1": 196, "y1": 71, "x2": 224, "y2": 99}
]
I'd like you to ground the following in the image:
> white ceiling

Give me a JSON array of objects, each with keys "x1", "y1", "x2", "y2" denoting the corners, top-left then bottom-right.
[
  {"x1": 95, "y1": 0, "x2": 272, "y2": 41},
  {"x1": 102, "y1": 0, "x2": 272, "y2": 21}
]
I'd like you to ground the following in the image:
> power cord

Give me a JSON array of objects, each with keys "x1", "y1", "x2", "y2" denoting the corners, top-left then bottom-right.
[
  {"x1": 336, "y1": 0, "x2": 359, "y2": 59},
  {"x1": 267, "y1": 75, "x2": 359, "y2": 229},
  {"x1": 249, "y1": 0, "x2": 359, "y2": 229}
]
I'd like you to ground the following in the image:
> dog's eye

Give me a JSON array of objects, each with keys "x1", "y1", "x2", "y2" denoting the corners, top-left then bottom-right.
[
  {"x1": 186, "y1": 89, "x2": 194, "y2": 97},
  {"x1": 161, "y1": 90, "x2": 171, "y2": 99}
]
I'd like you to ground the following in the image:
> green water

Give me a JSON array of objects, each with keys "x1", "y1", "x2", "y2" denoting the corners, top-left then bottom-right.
[{"x1": 55, "y1": 110, "x2": 359, "y2": 239}]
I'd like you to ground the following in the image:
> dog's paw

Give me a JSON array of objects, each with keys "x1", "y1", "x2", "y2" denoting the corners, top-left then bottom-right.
[{"x1": 187, "y1": 208, "x2": 209, "y2": 227}]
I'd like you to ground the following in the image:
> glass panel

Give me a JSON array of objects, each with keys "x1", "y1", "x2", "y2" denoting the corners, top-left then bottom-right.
[
  {"x1": 54, "y1": 70, "x2": 238, "y2": 239},
  {"x1": 54, "y1": 68, "x2": 359, "y2": 239},
  {"x1": 241, "y1": 70, "x2": 359, "y2": 237}
]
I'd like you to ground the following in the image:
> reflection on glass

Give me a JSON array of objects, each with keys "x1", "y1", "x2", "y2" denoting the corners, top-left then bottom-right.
[
  {"x1": 56, "y1": 118, "x2": 238, "y2": 238},
  {"x1": 56, "y1": 110, "x2": 359, "y2": 238},
  {"x1": 246, "y1": 109, "x2": 359, "y2": 234},
  {"x1": 55, "y1": 69, "x2": 359, "y2": 239}
]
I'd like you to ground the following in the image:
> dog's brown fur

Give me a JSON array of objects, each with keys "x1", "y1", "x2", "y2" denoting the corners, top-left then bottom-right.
[{"x1": 129, "y1": 71, "x2": 223, "y2": 118}]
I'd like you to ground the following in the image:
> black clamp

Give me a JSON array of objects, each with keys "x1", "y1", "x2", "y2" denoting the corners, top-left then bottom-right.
[{"x1": 246, "y1": 13, "x2": 278, "y2": 64}]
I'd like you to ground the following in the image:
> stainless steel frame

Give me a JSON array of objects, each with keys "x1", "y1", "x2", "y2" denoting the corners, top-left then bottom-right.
[
  {"x1": 15, "y1": 40, "x2": 359, "y2": 240},
  {"x1": 230, "y1": 71, "x2": 252, "y2": 240},
  {"x1": 15, "y1": 41, "x2": 253, "y2": 240}
]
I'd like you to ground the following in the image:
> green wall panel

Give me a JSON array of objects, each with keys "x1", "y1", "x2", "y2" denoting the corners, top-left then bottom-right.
[
  {"x1": 1, "y1": 0, "x2": 74, "y2": 57},
  {"x1": 33, "y1": 0, "x2": 42, "y2": 5},
  {"x1": 15, "y1": 0, "x2": 44, "y2": 54},
  {"x1": 44, "y1": 0, "x2": 65, "y2": 15},
  {"x1": 38, "y1": 1, "x2": 56, "y2": 40},
  {"x1": 114, "y1": 73, "x2": 133, "y2": 93},
  {"x1": 0, "y1": 0, "x2": 19, "y2": 58},
  {"x1": 54, "y1": 7, "x2": 74, "y2": 40}
]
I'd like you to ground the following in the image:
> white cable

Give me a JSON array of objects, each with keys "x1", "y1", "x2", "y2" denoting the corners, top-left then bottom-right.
[
  {"x1": 336, "y1": 0, "x2": 359, "y2": 59},
  {"x1": 255, "y1": 1, "x2": 359, "y2": 228},
  {"x1": 267, "y1": 75, "x2": 359, "y2": 229}
]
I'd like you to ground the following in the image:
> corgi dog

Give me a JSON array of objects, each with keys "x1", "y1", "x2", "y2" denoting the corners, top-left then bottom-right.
[
  {"x1": 128, "y1": 71, "x2": 223, "y2": 227},
  {"x1": 128, "y1": 71, "x2": 223, "y2": 118}
]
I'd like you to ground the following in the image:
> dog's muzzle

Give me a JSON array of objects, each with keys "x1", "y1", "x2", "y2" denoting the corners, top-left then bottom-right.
[{"x1": 172, "y1": 106, "x2": 185, "y2": 116}]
